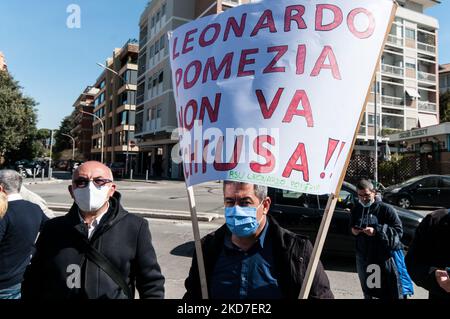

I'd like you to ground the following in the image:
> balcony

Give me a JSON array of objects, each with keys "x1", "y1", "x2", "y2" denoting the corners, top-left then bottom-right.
[
  {"x1": 381, "y1": 64, "x2": 404, "y2": 77},
  {"x1": 418, "y1": 101, "x2": 437, "y2": 113},
  {"x1": 381, "y1": 95, "x2": 404, "y2": 108},
  {"x1": 386, "y1": 34, "x2": 403, "y2": 47},
  {"x1": 417, "y1": 42, "x2": 436, "y2": 55},
  {"x1": 145, "y1": 119, "x2": 162, "y2": 133},
  {"x1": 417, "y1": 71, "x2": 436, "y2": 83}
]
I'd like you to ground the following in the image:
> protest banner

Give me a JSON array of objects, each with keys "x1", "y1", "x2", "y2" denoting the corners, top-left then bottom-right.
[{"x1": 169, "y1": 0, "x2": 396, "y2": 299}]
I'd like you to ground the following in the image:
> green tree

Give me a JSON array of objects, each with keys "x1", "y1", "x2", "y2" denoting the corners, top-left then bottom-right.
[
  {"x1": 0, "y1": 71, "x2": 39, "y2": 164},
  {"x1": 439, "y1": 90, "x2": 450, "y2": 122},
  {"x1": 54, "y1": 111, "x2": 76, "y2": 153}
]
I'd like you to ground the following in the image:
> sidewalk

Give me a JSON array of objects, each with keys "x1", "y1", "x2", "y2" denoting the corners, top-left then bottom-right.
[
  {"x1": 23, "y1": 178, "x2": 63, "y2": 186},
  {"x1": 48, "y1": 202, "x2": 222, "y2": 222}
]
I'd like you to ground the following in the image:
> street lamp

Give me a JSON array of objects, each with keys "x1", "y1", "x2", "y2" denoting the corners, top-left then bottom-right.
[
  {"x1": 97, "y1": 62, "x2": 136, "y2": 175},
  {"x1": 80, "y1": 110, "x2": 104, "y2": 163},
  {"x1": 61, "y1": 133, "x2": 75, "y2": 161},
  {"x1": 48, "y1": 129, "x2": 55, "y2": 179}
]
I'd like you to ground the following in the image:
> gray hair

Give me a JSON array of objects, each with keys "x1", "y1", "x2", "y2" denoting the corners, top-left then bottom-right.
[
  {"x1": 0, "y1": 169, "x2": 23, "y2": 194},
  {"x1": 223, "y1": 181, "x2": 268, "y2": 202},
  {"x1": 356, "y1": 179, "x2": 374, "y2": 191}
]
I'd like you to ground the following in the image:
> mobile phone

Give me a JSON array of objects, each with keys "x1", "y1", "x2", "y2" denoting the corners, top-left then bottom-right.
[{"x1": 353, "y1": 225, "x2": 365, "y2": 230}]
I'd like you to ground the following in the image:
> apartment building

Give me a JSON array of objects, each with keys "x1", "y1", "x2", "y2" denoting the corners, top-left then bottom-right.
[
  {"x1": 135, "y1": 0, "x2": 252, "y2": 179},
  {"x1": 0, "y1": 51, "x2": 7, "y2": 72},
  {"x1": 357, "y1": 0, "x2": 440, "y2": 153},
  {"x1": 439, "y1": 63, "x2": 450, "y2": 94},
  {"x1": 71, "y1": 86, "x2": 98, "y2": 161},
  {"x1": 90, "y1": 39, "x2": 139, "y2": 171}
]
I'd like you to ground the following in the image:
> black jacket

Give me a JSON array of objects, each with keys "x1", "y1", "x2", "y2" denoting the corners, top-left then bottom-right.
[
  {"x1": 184, "y1": 215, "x2": 333, "y2": 299},
  {"x1": 405, "y1": 209, "x2": 450, "y2": 300},
  {"x1": 0, "y1": 199, "x2": 48, "y2": 289},
  {"x1": 350, "y1": 201, "x2": 404, "y2": 299},
  {"x1": 21, "y1": 192, "x2": 164, "y2": 299}
]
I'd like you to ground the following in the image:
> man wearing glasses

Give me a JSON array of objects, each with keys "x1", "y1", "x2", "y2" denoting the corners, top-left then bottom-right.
[
  {"x1": 21, "y1": 161, "x2": 164, "y2": 299},
  {"x1": 350, "y1": 179, "x2": 412, "y2": 299},
  {"x1": 183, "y1": 181, "x2": 333, "y2": 299}
]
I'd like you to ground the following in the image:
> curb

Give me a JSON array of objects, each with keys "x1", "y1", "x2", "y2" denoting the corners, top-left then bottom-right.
[
  {"x1": 49, "y1": 204, "x2": 221, "y2": 223},
  {"x1": 24, "y1": 179, "x2": 63, "y2": 185}
]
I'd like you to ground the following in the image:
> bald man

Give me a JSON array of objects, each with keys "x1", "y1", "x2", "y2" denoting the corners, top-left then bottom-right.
[{"x1": 21, "y1": 161, "x2": 164, "y2": 299}]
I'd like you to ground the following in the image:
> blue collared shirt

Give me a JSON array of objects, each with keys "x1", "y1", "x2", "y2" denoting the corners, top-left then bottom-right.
[{"x1": 210, "y1": 220, "x2": 282, "y2": 299}]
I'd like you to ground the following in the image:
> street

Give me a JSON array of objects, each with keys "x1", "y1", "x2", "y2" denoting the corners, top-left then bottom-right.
[
  {"x1": 25, "y1": 174, "x2": 431, "y2": 299},
  {"x1": 148, "y1": 218, "x2": 429, "y2": 299}
]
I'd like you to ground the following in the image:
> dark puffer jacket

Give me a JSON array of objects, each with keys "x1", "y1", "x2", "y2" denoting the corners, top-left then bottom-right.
[
  {"x1": 405, "y1": 209, "x2": 450, "y2": 300},
  {"x1": 184, "y1": 215, "x2": 334, "y2": 299},
  {"x1": 351, "y1": 201, "x2": 405, "y2": 299},
  {"x1": 21, "y1": 192, "x2": 164, "y2": 299}
]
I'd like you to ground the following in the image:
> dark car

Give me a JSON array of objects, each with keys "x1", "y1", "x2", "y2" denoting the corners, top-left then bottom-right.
[
  {"x1": 109, "y1": 162, "x2": 125, "y2": 178},
  {"x1": 382, "y1": 175, "x2": 450, "y2": 209},
  {"x1": 268, "y1": 182, "x2": 423, "y2": 257}
]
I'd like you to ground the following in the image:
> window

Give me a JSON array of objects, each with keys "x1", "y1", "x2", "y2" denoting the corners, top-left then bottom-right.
[
  {"x1": 368, "y1": 114, "x2": 380, "y2": 126},
  {"x1": 156, "y1": 11, "x2": 160, "y2": 23},
  {"x1": 417, "y1": 177, "x2": 438, "y2": 188},
  {"x1": 117, "y1": 111, "x2": 129, "y2": 126},
  {"x1": 382, "y1": 114, "x2": 403, "y2": 130},
  {"x1": 157, "y1": 107, "x2": 162, "y2": 119},
  {"x1": 440, "y1": 177, "x2": 450, "y2": 188},
  {"x1": 147, "y1": 77, "x2": 153, "y2": 90},
  {"x1": 162, "y1": 4, "x2": 166, "y2": 16},
  {"x1": 149, "y1": 44, "x2": 154, "y2": 58},
  {"x1": 158, "y1": 71, "x2": 164, "y2": 83},
  {"x1": 147, "y1": 109, "x2": 152, "y2": 121},
  {"x1": 151, "y1": 16, "x2": 155, "y2": 28},
  {"x1": 160, "y1": 35, "x2": 165, "y2": 50},
  {"x1": 155, "y1": 40, "x2": 160, "y2": 54},
  {"x1": 405, "y1": 28, "x2": 415, "y2": 40},
  {"x1": 99, "y1": 80, "x2": 105, "y2": 89},
  {"x1": 336, "y1": 189, "x2": 354, "y2": 210},
  {"x1": 153, "y1": 77, "x2": 157, "y2": 87},
  {"x1": 95, "y1": 92, "x2": 105, "y2": 106}
]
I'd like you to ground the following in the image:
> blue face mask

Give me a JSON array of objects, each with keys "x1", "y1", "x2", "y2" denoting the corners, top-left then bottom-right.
[
  {"x1": 225, "y1": 204, "x2": 263, "y2": 237},
  {"x1": 359, "y1": 199, "x2": 374, "y2": 208}
]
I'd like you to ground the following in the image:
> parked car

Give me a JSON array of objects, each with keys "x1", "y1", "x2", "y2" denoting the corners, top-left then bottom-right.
[
  {"x1": 14, "y1": 160, "x2": 42, "y2": 178},
  {"x1": 109, "y1": 162, "x2": 125, "y2": 178},
  {"x1": 267, "y1": 182, "x2": 424, "y2": 257},
  {"x1": 382, "y1": 175, "x2": 450, "y2": 209}
]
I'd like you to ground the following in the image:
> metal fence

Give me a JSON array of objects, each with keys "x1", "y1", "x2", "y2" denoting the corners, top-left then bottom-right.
[{"x1": 344, "y1": 153, "x2": 433, "y2": 187}]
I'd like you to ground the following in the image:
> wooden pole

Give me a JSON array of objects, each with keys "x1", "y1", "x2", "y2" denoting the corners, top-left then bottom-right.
[
  {"x1": 298, "y1": 1, "x2": 398, "y2": 299},
  {"x1": 186, "y1": 186, "x2": 209, "y2": 299}
]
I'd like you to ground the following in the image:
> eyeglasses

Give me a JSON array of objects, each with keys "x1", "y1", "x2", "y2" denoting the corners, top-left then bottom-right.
[{"x1": 73, "y1": 178, "x2": 112, "y2": 188}]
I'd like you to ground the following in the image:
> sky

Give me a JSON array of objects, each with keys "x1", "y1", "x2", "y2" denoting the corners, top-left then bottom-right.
[
  {"x1": 0, "y1": 0, "x2": 148, "y2": 129},
  {"x1": 0, "y1": 0, "x2": 449, "y2": 130}
]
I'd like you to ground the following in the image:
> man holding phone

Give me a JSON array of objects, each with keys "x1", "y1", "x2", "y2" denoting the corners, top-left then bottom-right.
[
  {"x1": 405, "y1": 208, "x2": 450, "y2": 299},
  {"x1": 350, "y1": 179, "x2": 412, "y2": 299}
]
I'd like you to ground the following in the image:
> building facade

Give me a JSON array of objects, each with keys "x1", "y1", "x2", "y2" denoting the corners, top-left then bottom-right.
[
  {"x1": 71, "y1": 86, "x2": 98, "y2": 161},
  {"x1": 0, "y1": 51, "x2": 7, "y2": 72},
  {"x1": 90, "y1": 39, "x2": 139, "y2": 172},
  {"x1": 357, "y1": 0, "x2": 440, "y2": 154},
  {"x1": 439, "y1": 63, "x2": 450, "y2": 94},
  {"x1": 135, "y1": 0, "x2": 252, "y2": 179}
]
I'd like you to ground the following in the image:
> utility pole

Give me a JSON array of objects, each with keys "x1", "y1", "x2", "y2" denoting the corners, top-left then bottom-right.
[
  {"x1": 49, "y1": 130, "x2": 54, "y2": 179},
  {"x1": 374, "y1": 78, "x2": 378, "y2": 185}
]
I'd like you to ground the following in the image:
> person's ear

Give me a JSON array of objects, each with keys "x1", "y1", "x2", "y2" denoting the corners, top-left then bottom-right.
[
  {"x1": 68, "y1": 185, "x2": 74, "y2": 199},
  {"x1": 262, "y1": 197, "x2": 271, "y2": 214},
  {"x1": 0, "y1": 184, "x2": 5, "y2": 194},
  {"x1": 108, "y1": 183, "x2": 116, "y2": 198}
]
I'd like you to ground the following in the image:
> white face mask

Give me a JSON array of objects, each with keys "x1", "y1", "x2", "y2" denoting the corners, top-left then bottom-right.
[{"x1": 73, "y1": 182, "x2": 110, "y2": 213}]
